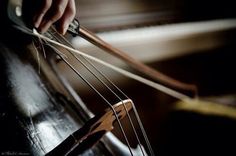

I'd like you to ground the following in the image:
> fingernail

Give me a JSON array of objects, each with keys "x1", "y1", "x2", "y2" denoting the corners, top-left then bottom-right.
[{"x1": 62, "y1": 22, "x2": 69, "y2": 35}]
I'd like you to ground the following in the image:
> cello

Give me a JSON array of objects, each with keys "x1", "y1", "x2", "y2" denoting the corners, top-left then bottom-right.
[{"x1": 0, "y1": 0, "x2": 196, "y2": 155}]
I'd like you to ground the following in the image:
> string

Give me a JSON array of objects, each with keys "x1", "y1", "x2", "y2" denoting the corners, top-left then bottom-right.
[
  {"x1": 82, "y1": 58, "x2": 155, "y2": 156},
  {"x1": 78, "y1": 52, "x2": 154, "y2": 155},
  {"x1": 15, "y1": 25, "x2": 139, "y2": 155},
  {"x1": 14, "y1": 25, "x2": 194, "y2": 156},
  {"x1": 48, "y1": 29, "x2": 147, "y2": 156},
  {"x1": 13, "y1": 25, "x2": 192, "y2": 101},
  {"x1": 46, "y1": 43, "x2": 134, "y2": 156},
  {"x1": 28, "y1": 28, "x2": 191, "y2": 102}
]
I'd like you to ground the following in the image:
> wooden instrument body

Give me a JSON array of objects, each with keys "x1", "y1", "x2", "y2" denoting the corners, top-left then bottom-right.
[
  {"x1": 0, "y1": 0, "x2": 151, "y2": 155},
  {"x1": 0, "y1": 24, "x2": 137, "y2": 155},
  {"x1": 0, "y1": 33, "x2": 102, "y2": 155}
]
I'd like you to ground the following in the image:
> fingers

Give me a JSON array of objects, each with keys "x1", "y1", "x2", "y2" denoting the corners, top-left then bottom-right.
[
  {"x1": 33, "y1": 0, "x2": 76, "y2": 34},
  {"x1": 34, "y1": 0, "x2": 52, "y2": 28},
  {"x1": 57, "y1": 0, "x2": 76, "y2": 34}
]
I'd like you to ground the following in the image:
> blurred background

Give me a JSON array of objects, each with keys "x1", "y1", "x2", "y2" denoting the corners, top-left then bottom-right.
[{"x1": 60, "y1": 0, "x2": 236, "y2": 155}]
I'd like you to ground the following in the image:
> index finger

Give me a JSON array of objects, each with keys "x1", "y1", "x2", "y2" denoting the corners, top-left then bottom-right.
[{"x1": 34, "y1": 0, "x2": 52, "y2": 28}]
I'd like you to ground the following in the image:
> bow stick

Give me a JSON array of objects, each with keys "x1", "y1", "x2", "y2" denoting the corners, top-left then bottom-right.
[{"x1": 68, "y1": 19, "x2": 198, "y2": 96}]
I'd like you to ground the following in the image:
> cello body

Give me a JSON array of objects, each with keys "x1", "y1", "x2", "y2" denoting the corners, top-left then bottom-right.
[
  {"x1": 0, "y1": 1, "x2": 141, "y2": 155},
  {"x1": 0, "y1": 31, "x2": 107, "y2": 155}
]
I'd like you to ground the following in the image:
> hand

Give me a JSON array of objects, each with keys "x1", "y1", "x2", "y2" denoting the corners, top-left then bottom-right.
[{"x1": 32, "y1": 0, "x2": 76, "y2": 35}]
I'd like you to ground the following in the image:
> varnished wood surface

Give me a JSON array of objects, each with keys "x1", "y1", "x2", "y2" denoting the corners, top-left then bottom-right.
[{"x1": 0, "y1": 40, "x2": 111, "y2": 155}]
